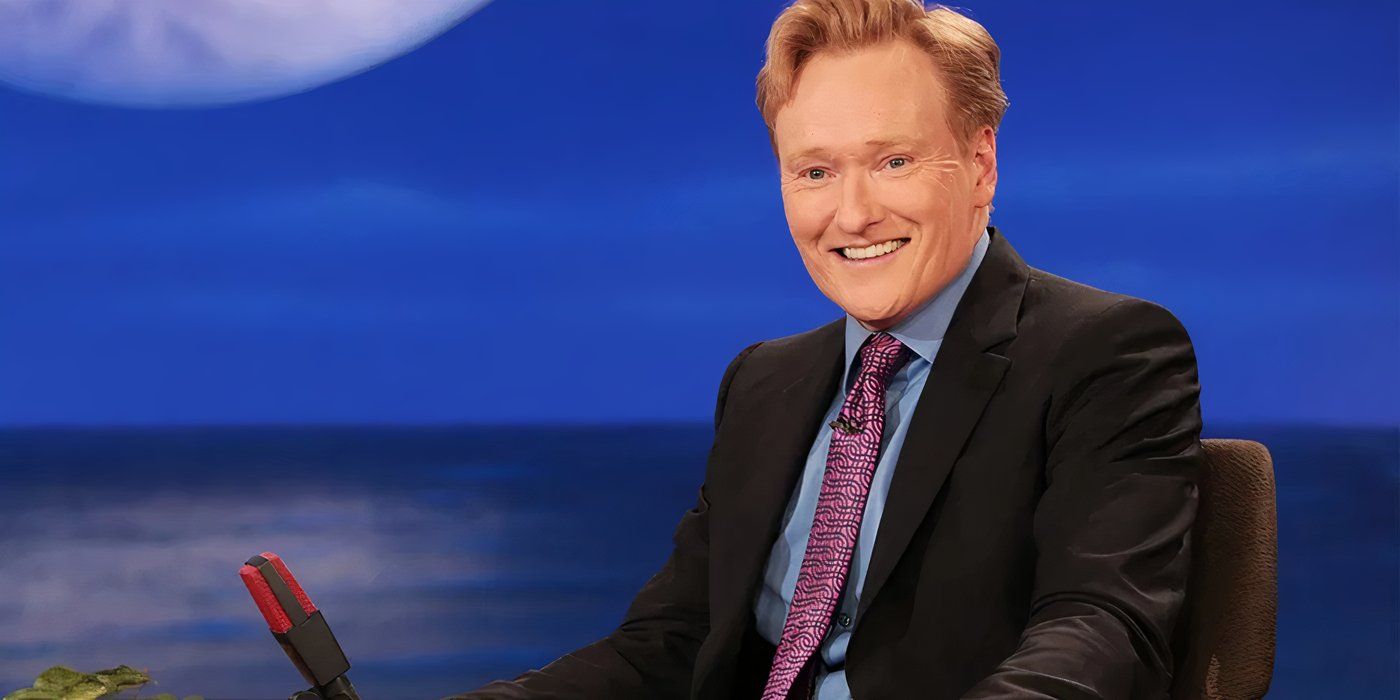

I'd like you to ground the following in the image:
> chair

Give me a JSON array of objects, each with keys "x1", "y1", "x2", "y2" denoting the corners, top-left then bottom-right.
[{"x1": 1169, "y1": 439, "x2": 1278, "y2": 699}]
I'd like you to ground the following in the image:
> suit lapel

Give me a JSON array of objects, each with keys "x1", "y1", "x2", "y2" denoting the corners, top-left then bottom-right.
[
  {"x1": 710, "y1": 318, "x2": 845, "y2": 635},
  {"x1": 856, "y1": 226, "x2": 1029, "y2": 620}
]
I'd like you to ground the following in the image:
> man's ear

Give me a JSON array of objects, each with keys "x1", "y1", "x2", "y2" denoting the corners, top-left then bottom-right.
[{"x1": 971, "y1": 126, "x2": 998, "y2": 208}]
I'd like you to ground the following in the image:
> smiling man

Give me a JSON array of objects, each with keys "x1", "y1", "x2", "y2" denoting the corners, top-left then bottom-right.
[{"x1": 450, "y1": 1, "x2": 1202, "y2": 699}]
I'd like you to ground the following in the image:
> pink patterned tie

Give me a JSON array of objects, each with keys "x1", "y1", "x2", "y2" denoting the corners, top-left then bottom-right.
[{"x1": 762, "y1": 331, "x2": 911, "y2": 700}]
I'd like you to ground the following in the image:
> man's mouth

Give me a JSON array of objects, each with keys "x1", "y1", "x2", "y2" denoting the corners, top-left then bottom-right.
[{"x1": 836, "y1": 237, "x2": 910, "y2": 261}]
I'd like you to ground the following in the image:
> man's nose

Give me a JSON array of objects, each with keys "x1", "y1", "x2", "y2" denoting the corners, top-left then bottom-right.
[{"x1": 834, "y1": 172, "x2": 885, "y2": 235}]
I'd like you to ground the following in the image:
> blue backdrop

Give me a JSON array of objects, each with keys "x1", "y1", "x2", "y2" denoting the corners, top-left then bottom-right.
[{"x1": 0, "y1": 1, "x2": 1395, "y2": 698}]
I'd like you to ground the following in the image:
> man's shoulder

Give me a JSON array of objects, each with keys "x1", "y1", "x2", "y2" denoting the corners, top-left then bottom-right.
[
  {"x1": 1024, "y1": 266, "x2": 1141, "y2": 323},
  {"x1": 1013, "y1": 267, "x2": 1199, "y2": 409},
  {"x1": 747, "y1": 316, "x2": 843, "y2": 355},
  {"x1": 722, "y1": 315, "x2": 840, "y2": 366},
  {"x1": 1021, "y1": 265, "x2": 1193, "y2": 346}
]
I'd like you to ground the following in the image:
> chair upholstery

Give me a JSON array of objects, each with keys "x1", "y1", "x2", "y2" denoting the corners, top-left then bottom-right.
[{"x1": 1169, "y1": 439, "x2": 1278, "y2": 699}]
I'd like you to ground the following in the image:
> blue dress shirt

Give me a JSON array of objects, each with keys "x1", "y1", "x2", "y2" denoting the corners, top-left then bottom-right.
[{"x1": 752, "y1": 228, "x2": 991, "y2": 699}]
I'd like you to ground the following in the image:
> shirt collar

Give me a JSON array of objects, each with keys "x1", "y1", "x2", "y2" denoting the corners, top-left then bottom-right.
[{"x1": 842, "y1": 227, "x2": 992, "y2": 378}]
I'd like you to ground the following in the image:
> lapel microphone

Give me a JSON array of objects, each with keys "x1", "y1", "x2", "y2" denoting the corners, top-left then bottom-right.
[
  {"x1": 830, "y1": 417, "x2": 863, "y2": 435},
  {"x1": 240, "y1": 552, "x2": 360, "y2": 700}
]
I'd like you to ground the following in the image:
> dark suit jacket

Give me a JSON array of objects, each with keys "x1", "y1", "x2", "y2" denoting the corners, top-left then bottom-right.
[{"x1": 450, "y1": 226, "x2": 1203, "y2": 699}]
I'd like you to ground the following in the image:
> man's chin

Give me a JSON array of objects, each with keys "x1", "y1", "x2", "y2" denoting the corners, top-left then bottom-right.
[{"x1": 837, "y1": 298, "x2": 906, "y2": 330}]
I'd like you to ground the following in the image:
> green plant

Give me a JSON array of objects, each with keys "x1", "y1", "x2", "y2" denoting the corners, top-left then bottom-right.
[{"x1": 2, "y1": 665, "x2": 202, "y2": 700}]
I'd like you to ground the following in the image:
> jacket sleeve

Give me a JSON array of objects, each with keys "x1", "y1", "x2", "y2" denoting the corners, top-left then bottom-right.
[
  {"x1": 962, "y1": 299, "x2": 1203, "y2": 699},
  {"x1": 444, "y1": 341, "x2": 762, "y2": 699}
]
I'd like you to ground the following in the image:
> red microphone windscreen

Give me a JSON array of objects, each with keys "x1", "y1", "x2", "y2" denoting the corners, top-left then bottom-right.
[
  {"x1": 240, "y1": 564, "x2": 293, "y2": 634},
  {"x1": 260, "y1": 551, "x2": 317, "y2": 616}
]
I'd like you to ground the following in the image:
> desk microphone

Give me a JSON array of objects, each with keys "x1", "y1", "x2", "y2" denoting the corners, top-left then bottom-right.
[{"x1": 240, "y1": 552, "x2": 360, "y2": 700}]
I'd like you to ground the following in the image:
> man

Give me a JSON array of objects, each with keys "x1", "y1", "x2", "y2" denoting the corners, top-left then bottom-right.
[{"x1": 450, "y1": 1, "x2": 1201, "y2": 698}]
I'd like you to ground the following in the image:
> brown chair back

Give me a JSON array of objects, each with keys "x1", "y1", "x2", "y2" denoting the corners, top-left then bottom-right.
[{"x1": 1170, "y1": 438, "x2": 1278, "y2": 699}]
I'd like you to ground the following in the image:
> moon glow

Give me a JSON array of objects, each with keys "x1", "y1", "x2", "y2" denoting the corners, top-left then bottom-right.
[{"x1": 0, "y1": 0, "x2": 493, "y2": 108}]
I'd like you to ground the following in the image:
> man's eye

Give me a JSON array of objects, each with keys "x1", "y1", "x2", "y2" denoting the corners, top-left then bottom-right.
[
  {"x1": 887, "y1": 157, "x2": 908, "y2": 169},
  {"x1": 805, "y1": 168, "x2": 826, "y2": 180}
]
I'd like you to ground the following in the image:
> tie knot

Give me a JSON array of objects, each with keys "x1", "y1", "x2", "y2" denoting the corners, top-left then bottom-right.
[{"x1": 856, "y1": 331, "x2": 910, "y2": 380}]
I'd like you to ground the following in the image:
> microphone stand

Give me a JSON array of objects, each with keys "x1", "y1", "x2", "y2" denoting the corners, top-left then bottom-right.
[{"x1": 289, "y1": 676, "x2": 358, "y2": 700}]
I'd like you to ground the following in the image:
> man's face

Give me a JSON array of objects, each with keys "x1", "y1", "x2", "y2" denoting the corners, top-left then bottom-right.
[{"x1": 773, "y1": 39, "x2": 997, "y2": 331}]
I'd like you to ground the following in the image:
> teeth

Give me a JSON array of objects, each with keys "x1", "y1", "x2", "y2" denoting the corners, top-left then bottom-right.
[{"x1": 841, "y1": 238, "x2": 907, "y2": 260}]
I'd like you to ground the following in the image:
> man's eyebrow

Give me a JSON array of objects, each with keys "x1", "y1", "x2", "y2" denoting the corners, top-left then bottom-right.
[{"x1": 782, "y1": 137, "x2": 920, "y2": 164}]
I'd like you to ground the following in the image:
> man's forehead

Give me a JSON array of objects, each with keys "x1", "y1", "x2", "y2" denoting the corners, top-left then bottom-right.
[{"x1": 774, "y1": 89, "x2": 948, "y2": 164}]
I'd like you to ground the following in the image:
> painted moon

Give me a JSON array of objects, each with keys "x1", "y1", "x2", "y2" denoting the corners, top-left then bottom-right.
[{"x1": 0, "y1": 0, "x2": 493, "y2": 108}]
